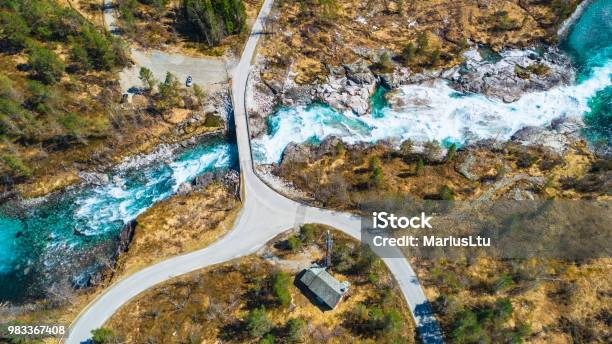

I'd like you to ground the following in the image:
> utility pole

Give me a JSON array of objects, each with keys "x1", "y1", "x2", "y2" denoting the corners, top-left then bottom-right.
[{"x1": 325, "y1": 230, "x2": 333, "y2": 269}]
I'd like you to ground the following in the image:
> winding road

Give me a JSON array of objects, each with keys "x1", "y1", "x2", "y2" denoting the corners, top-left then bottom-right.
[{"x1": 66, "y1": 0, "x2": 444, "y2": 342}]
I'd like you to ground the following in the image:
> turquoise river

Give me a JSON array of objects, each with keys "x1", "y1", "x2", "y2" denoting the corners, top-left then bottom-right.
[{"x1": 1, "y1": 0, "x2": 611, "y2": 302}]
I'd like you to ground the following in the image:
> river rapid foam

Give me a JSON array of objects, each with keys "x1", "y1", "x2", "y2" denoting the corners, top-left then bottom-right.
[
  {"x1": 0, "y1": 140, "x2": 236, "y2": 301},
  {"x1": 252, "y1": 0, "x2": 612, "y2": 164}
]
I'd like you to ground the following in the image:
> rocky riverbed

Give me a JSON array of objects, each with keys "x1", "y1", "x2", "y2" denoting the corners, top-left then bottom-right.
[{"x1": 248, "y1": 42, "x2": 593, "y2": 163}]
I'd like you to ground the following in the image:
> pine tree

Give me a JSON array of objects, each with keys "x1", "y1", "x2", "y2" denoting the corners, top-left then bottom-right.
[
  {"x1": 139, "y1": 67, "x2": 156, "y2": 92},
  {"x1": 28, "y1": 43, "x2": 65, "y2": 84},
  {"x1": 416, "y1": 157, "x2": 425, "y2": 176},
  {"x1": 445, "y1": 143, "x2": 457, "y2": 162}
]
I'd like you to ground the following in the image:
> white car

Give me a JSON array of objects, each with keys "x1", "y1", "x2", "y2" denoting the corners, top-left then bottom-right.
[{"x1": 186, "y1": 76, "x2": 193, "y2": 87}]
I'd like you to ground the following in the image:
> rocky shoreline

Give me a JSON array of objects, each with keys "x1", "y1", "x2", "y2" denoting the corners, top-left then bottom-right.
[
  {"x1": 0, "y1": 94, "x2": 238, "y2": 304},
  {"x1": 248, "y1": 43, "x2": 584, "y2": 160}
]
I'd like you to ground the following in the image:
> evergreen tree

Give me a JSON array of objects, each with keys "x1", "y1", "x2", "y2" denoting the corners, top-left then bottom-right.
[
  {"x1": 272, "y1": 271, "x2": 291, "y2": 307},
  {"x1": 285, "y1": 317, "x2": 306, "y2": 343},
  {"x1": 400, "y1": 42, "x2": 416, "y2": 65},
  {"x1": 416, "y1": 157, "x2": 425, "y2": 176},
  {"x1": 445, "y1": 143, "x2": 457, "y2": 162},
  {"x1": 245, "y1": 307, "x2": 271, "y2": 338},
  {"x1": 180, "y1": 0, "x2": 246, "y2": 46},
  {"x1": 416, "y1": 31, "x2": 429, "y2": 54},
  {"x1": 400, "y1": 139, "x2": 413, "y2": 157},
  {"x1": 139, "y1": 67, "x2": 156, "y2": 92},
  {"x1": 28, "y1": 43, "x2": 65, "y2": 84},
  {"x1": 0, "y1": 11, "x2": 31, "y2": 49}
]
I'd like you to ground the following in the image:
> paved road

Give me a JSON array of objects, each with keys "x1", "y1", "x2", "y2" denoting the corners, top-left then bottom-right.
[{"x1": 66, "y1": 0, "x2": 444, "y2": 343}]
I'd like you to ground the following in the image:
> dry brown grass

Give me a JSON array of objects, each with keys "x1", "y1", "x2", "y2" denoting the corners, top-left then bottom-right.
[
  {"x1": 115, "y1": 182, "x2": 241, "y2": 276},
  {"x1": 2, "y1": 182, "x2": 241, "y2": 342},
  {"x1": 414, "y1": 257, "x2": 612, "y2": 343},
  {"x1": 60, "y1": 0, "x2": 105, "y2": 27},
  {"x1": 258, "y1": 0, "x2": 582, "y2": 84},
  {"x1": 105, "y1": 225, "x2": 417, "y2": 343},
  {"x1": 276, "y1": 140, "x2": 609, "y2": 210}
]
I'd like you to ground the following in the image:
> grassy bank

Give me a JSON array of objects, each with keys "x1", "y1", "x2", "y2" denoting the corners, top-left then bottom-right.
[{"x1": 102, "y1": 224, "x2": 416, "y2": 343}]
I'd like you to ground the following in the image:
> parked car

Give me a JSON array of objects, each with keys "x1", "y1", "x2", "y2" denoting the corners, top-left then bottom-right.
[{"x1": 186, "y1": 76, "x2": 193, "y2": 87}]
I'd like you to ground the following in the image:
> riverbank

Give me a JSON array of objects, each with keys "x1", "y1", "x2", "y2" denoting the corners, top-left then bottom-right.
[
  {"x1": 245, "y1": 0, "x2": 610, "y2": 200},
  {"x1": 4, "y1": 85, "x2": 232, "y2": 200},
  {"x1": 0, "y1": 131, "x2": 238, "y2": 302},
  {"x1": 0, "y1": 175, "x2": 241, "y2": 334}
]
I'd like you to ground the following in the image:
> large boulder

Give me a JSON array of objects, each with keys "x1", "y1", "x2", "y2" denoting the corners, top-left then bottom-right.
[
  {"x1": 78, "y1": 172, "x2": 110, "y2": 186},
  {"x1": 315, "y1": 136, "x2": 343, "y2": 159},
  {"x1": 117, "y1": 219, "x2": 137, "y2": 254},
  {"x1": 344, "y1": 59, "x2": 376, "y2": 85},
  {"x1": 281, "y1": 142, "x2": 312, "y2": 164},
  {"x1": 456, "y1": 150, "x2": 504, "y2": 182},
  {"x1": 449, "y1": 48, "x2": 574, "y2": 102},
  {"x1": 511, "y1": 117, "x2": 583, "y2": 154},
  {"x1": 315, "y1": 76, "x2": 375, "y2": 116}
]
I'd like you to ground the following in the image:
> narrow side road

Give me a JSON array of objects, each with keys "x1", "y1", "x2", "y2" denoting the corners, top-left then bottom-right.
[{"x1": 66, "y1": 1, "x2": 444, "y2": 343}]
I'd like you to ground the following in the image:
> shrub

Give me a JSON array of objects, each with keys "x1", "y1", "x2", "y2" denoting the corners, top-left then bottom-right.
[
  {"x1": 516, "y1": 151, "x2": 537, "y2": 168},
  {"x1": 492, "y1": 11, "x2": 520, "y2": 31},
  {"x1": 80, "y1": 24, "x2": 128, "y2": 70},
  {"x1": 445, "y1": 143, "x2": 457, "y2": 162},
  {"x1": 493, "y1": 298, "x2": 513, "y2": 323},
  {"x1": 91, "y1": 328, "x2": 117, "y2": 344},
  {"x1": 368, "y1": 156, "x2": 381, "y2": 171},
  {"x1": 139, "y1": 0, "x2": 168, "y2": 9},
  {"x1": 299, "y1": 224, "x2": 316, "y2": 244},
  {"x1": 335, "y1": 141, "x2": 346, "y2": 156},
  {"x1": 272, "y1": 271, "x2": 291, "y2": 307},
  {"x1": 450, "y1": 310, "x2": 482, "y2": 343},
  {"x1": 245, "y1": 307, "x2": 271, "y2": 338},
  {"x1": 383, "y1": 309, "x2": 402, "y2": 336},
  {"x1": 0, "y1": 74, "x2": 17, "y2": 100},
  {"x1": 28, "y1": 44, "x2": 65, "y2": 84},
  {"x1": 26, "y1": 80, "x2": 56, "y2": 115},
  {"x1": 70, "y1": 39, "x2": 92, "y2": 72},
  {"x1": 286, "y1": 235, "x2": 301, "y2": 252},
  {"x1": 2, "y1": 154, "x2": 31, "y2": 177},
  {"x1": 370, "y1": 51, "x2": 394, "y2": 74},
  {"x1": 526, "y1": 63, "x2": 550, "y2": 76},
  {"x1": 192, "y1": 83, "x2": 205, "y2": 105},
  {"x1": 371, "y1": 166, "x2": 384, "y2": 187},
  {"x1": 260, "y1": 333, "x2": 275, "y2": 344},
  {"x1": 430, "y1": 48, "x2": 441, "y2": 67},
  {"x1": 492, "y1": 274, "x2": 515, "y2": 293},
  {"x1": 495, "y1": 164, "x2": 507, "y2": 180},
  {"x1": 356, "y1": 244, "x2": 379, "y2": 274},
  {"x1": 0, "y1": 11, "x2": 31, "y2": 49},
  {"x1": 204, "y1": 114, "x2": 222, "y2": 127},
  {"x1": 416, "y1": 31, "x2": 429, "y2": 54},
  {"x1": 439, "y1": 185, "x2": 455, "y2": 200},
  {"x1": 400, "y1": 42, "x2": 416, "y2": 65},
  {"x1": 155, "y1": 72, "x2": 181, "y2": 112},
  {"x1": 424, "y1": 140, "x2": 441, "y2": 161},
  {"x1": 332, "y1": 245, "x2": 355, "y2": 273},
  {"x1": 285, "y1": 317, "x2": 306, "y2": 343},
  {"x1": 551, "y1": 0, "x2": 573, "y2": 19},
  {"x1": 118, "y1": 0, "x2": 138, "y2": 34}
]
